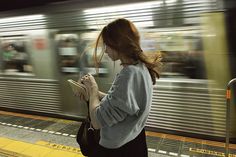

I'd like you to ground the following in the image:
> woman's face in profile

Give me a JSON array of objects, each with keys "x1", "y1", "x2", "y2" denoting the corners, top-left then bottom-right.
[{"x1": 105, "y1": 45, "x2": 119, "y2": 61}]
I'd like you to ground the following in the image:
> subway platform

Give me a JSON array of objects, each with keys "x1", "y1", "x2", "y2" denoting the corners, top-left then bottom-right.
[{"x1": 0, "y1": 110, "x2": 236, "y2": 157}]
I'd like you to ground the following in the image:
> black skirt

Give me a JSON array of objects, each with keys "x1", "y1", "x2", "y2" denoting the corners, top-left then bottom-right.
[{"x1": 89, "y1": 128, "x2": 148, "y2": 157}]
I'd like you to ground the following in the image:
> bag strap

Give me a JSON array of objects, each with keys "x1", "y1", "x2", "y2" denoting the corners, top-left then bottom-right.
[
  {"x1": 86, "y1": 103, "x2": 91, "y2": 120},
  {"x1": 86, "y1": 102, "x2": 95, "y2": 130}
]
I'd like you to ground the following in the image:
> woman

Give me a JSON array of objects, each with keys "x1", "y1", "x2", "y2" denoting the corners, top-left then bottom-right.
[{"x1": 81, "y1": 18, "x2": 161, "y2": 157}]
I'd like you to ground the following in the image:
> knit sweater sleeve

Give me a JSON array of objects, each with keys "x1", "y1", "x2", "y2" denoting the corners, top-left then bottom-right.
[{"x1": 95, "y1": 68, "x2": 140, "y2": 128}]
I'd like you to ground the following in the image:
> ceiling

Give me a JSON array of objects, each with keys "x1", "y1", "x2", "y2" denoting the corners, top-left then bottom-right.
[{"x1": 0, "y1": 0, "x2": 69, "y2": 11}]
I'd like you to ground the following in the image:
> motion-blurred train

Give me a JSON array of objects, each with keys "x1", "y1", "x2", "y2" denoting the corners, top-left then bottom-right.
[{"x1": 0, "y1": 0, "x2": 235, "y2": 142}]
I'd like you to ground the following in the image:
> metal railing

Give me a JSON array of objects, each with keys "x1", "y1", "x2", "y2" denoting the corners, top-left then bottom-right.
[{"x1": 225, "y1": 78, "x2": 236, "y2": 157}]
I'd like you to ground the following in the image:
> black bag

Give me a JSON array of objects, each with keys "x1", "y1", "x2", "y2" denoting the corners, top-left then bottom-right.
[{"x1": 76, "y1": 117, "x2": 100, "y2": 156}]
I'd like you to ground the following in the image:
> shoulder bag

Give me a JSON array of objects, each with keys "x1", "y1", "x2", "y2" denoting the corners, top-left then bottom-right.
[{"x1": 76, "y1": 106, "x2": 100, "y2": 156}]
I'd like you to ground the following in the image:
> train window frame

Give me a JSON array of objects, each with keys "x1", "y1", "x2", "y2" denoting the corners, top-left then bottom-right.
[{"x1": 0, "y1": 35, "x2": 34, "y2": 76}]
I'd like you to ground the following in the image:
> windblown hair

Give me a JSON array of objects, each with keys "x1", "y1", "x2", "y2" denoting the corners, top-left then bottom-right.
[{"x1": 94, "y1": 18, "x2": 161, "y2": 84}]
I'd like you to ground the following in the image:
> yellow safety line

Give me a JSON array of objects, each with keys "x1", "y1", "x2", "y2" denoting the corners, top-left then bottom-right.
[
  {"x1": 36, "y1": 141, "x2": 81, "y2": 154},
  {"x1": 0, "y1": 137, "x2": 84, "y2": 157},
  {"x1": 189, "y1": 147, "x2": 236, "y2": 157}
]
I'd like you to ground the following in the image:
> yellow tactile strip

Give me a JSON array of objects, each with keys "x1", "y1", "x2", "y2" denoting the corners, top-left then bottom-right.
[
  {"x1": 36, "y1": 141, "x2": 81, "y2": 154},
  {"x1": 146, "y1": 131, "x2": 236, "y2": 149},
  {"x1": 0, "y1": 137, "x2": 84, "y2": 157}
]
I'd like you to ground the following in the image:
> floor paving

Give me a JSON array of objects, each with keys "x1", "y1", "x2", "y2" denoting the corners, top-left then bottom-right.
[{"x1": 0, "y1": 110, "x2": 235, "y2": 157}]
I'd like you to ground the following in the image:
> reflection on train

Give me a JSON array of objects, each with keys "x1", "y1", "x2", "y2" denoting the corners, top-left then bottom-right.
[{"x1": 0, "y1": 0, "x2": 235, "y2": 142}]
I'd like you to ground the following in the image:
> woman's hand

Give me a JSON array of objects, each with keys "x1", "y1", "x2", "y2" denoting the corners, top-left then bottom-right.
[
  {"x1": 80, "y1": 74, "x2": 98, "y2": 94},
  {"x1": 81, "y1": 74, "x2": 101, "y2": 129}
]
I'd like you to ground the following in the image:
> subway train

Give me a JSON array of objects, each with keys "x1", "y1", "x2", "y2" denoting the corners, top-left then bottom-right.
[{"x1": 0, "y1": 0, "x2": 235, "y2": 142}]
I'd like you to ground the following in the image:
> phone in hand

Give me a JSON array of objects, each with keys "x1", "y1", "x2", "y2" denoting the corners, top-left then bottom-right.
[{"x1": 67, "y1": 79, "x2": 89, "y2": 101}]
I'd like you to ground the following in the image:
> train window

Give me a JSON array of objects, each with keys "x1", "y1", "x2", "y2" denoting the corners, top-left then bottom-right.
[
  {"x1": 140, "y1": 28, "x2": 206, "y2": 79},
  {"x1": 0, "y1": 37, "x2": 33, "y2": 75},
  {"x1": 78, "y1": 31, "x2": 109, "y2": 76},
  {"x1": 56, "y1": 34, "x2": 79, "y2": 73},
  {"x1": 55, "y1": 32, "x2": 108, "y2": 76}
]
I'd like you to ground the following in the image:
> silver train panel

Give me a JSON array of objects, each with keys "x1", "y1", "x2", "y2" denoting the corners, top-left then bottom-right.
[
  {"x1": 148, "y1": 79, "x2": 226, "y2": 137},
  {"x1": 0, "y1": 78, "x2": 62, "y2": 114}
]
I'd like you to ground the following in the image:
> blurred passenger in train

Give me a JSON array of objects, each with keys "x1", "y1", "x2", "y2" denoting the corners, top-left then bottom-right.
[
  {"x1": 80, "y1": 18, "x2": 161, "y2": 157},
  {"x1": 2, "y1": 42, "x2": 18, "y2": 72},
  {"x1": 13, "y1": 42, "x2": 29, "y2": 72},
  {"x1": 2, "y1": 42, "x2": 29, "y2": 73}
]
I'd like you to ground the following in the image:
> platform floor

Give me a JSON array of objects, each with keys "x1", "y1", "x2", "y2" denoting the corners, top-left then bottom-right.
[{"x1": 0, "y1": 110, "x2": 235, "y2": 157}]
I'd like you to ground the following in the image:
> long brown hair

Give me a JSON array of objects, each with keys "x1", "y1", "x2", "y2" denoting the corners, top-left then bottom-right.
[{"x1": 94, "y1": 18, "x2": 161, "y2": 85}]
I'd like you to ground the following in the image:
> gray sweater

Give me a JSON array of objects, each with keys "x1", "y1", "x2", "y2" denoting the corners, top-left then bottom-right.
[{"x1": 95, "y1": 62, "x2": 153, "y2": 148}]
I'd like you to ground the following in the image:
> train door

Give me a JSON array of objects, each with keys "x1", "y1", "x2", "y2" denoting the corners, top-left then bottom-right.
[{"x1": 54, "y1": 31, "x2": 111, "y2": 118}]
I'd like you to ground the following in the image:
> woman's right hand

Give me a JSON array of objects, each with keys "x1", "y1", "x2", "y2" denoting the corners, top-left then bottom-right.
[{"x1": 80, "y1": 74, "x2": 99, "y2": 95}]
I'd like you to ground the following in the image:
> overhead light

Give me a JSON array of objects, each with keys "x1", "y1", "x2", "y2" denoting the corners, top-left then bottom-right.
[
  {"x1": 83, "y1": 1, "x2": 162, "y2": 28},
  {"x1": 0, "y1": 14, "x2": 45, "y2": 23},
  {"x1": 165, "y1": 0, "x2": 177, "y2": 4},
  {"x1": 83, "y1": 1, "x2": 163, "y2": 15}
]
